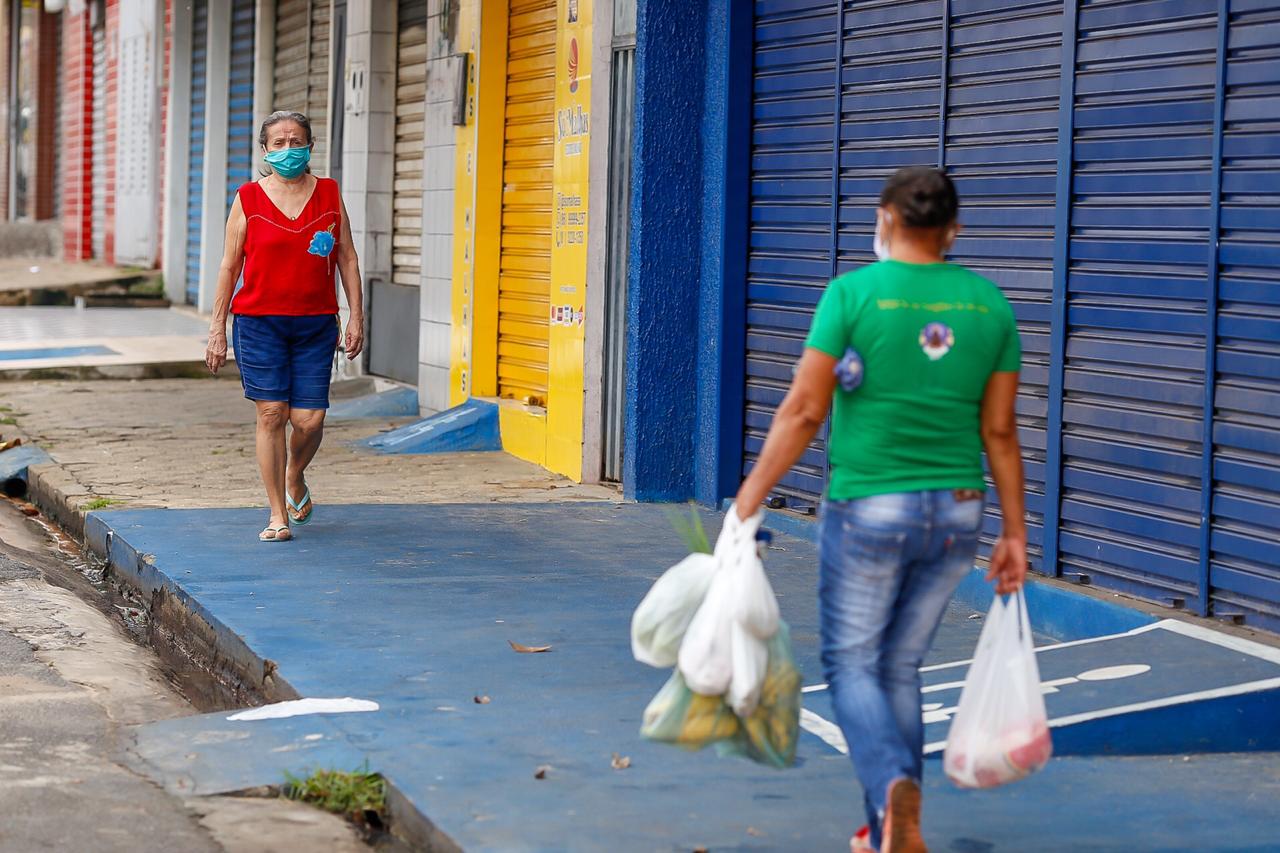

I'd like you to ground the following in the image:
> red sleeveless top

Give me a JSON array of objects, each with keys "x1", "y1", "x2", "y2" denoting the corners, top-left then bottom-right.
[{"x1": 232, "y1": 178, "x2": 342, "y2": 316}]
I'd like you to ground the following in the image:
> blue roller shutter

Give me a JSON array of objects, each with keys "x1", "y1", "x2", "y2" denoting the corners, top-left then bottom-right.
[
  {"x1": 1058, "y1": 1, "x2": 1219, "y2": 602},
  {"x1": 934, "y1": 0, "x2": 1063, "y2": 568},
  {"x1": 742, "y1": 1, "x2": 839, "y2": 512},
  {"x1": 185, "y1": 0, "x2": 208, "y2": 306},
  {"x1": 1211, "y1": 0, "x2": 1280, "y2": 630},
  {"x1": 227, "y1": 0, "x2": 256, "y2": 211}
]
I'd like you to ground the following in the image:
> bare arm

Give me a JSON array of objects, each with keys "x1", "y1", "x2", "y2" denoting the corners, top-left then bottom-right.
[
  {"x1": 981, "y1": 370, "x2": 1028, "y2": 593},
  {"x1": 205, "y1": 195, "x2": 248, "y2": 374},
  {"x1": 336, "y1": 192, "x2": 365, "y2": 358},
  {"x1": 733, "y1": 348, "x2": 839, "y2": 520}
]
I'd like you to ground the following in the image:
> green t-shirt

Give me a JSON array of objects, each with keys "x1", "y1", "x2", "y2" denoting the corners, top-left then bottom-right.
[{"x1": 805, "y1": 260, "x2": 1021, "y2": 500}]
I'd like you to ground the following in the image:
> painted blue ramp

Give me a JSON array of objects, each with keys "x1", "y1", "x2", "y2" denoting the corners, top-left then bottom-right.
[
  {"x1": 358, "y1": 400, "x2": 501, "y2": 453},
  {"x1": 87, "y1": 504, "x2": 1280, "y2": 852}
]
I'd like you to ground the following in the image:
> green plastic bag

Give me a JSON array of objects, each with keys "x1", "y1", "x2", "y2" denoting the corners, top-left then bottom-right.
[{"x1": 641, "y1": 622, "x2": 801, "y2": 769}]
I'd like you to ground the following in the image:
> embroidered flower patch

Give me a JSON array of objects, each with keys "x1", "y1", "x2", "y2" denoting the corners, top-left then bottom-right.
[{"x1": 308, "y1": 226, "x2": 336, "y2": 258}]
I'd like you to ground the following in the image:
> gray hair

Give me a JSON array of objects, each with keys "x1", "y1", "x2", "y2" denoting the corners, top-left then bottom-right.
[{"x1": 257, "y1": 110, "x2": 314, "y2": 175}]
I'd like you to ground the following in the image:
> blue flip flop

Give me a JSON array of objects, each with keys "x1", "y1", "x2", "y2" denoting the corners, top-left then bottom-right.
[{"x1": 287, "y1": 487, "x2": 314, "y2": 526}]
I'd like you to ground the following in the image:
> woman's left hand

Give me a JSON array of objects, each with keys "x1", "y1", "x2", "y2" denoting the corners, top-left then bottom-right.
[{"x1": 344, "y1": 318, "x2": 364, "y2": 359}]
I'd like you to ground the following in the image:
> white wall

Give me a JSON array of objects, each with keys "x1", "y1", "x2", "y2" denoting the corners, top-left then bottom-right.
[
  {"x1": 161, "y1": 0, "x2": 192, "y2": 303},
  {"x1": 416, "y1": 0, "x2": 458, "y2": 415},
  {"x1": 340, "y1": 0, "x2": 397, "y2": 379},
  {"x1": 196, "y1": 0, "x2": 231, "y2": 313}
]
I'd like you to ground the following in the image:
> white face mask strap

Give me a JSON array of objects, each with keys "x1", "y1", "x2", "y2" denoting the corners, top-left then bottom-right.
[{"x1": 873, "y1": 210, "x2": 893, "y2": 261}]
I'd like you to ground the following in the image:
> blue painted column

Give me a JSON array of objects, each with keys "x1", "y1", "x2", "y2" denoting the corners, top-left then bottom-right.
[
  {"x1": 694, "y1": 0, "x2": 752, "y2": 505},
  {"x1": 624, "y1": 0, "x2": 710, "y2": 501}
]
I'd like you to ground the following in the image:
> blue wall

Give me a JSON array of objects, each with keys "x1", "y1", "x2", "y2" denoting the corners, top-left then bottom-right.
[
  {"x1": 624, "y1": 0, "x2": 707, "y2": 501},
  {"x1": 626, "y1": 0, "x2": 747, "y2": 505}
]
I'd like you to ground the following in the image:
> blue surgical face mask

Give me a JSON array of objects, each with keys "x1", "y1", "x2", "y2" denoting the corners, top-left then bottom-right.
[{"x1": 264, "y1": 145, "x2": 311, "y2": 179}]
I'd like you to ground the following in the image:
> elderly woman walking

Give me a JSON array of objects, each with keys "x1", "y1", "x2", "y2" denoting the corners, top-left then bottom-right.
[
  {"x1": 733, "y1": 167, "x2": 1028, "y2": 853},
  {"x1": 205, "y1": 111, "x2": 365, "y2": 542}
]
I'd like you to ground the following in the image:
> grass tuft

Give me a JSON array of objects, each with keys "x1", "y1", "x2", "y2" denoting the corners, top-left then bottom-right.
[
  {"x1": 81, "y1": 498, "x2": 123, "y2": 511},
  {"x1": 283, "y1": 765, "x2": 387, "y2": 828}
]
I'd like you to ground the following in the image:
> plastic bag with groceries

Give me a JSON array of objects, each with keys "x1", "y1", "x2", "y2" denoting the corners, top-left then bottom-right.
[
  {"x1": 632, "y1": 505, "x2": 800, "y2": 768},
  {"x1": 944, "y1": 589, "x2": 1053, "y2": 788}
]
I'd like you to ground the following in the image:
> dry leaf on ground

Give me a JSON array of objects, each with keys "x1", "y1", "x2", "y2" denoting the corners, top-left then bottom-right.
[
  {"x1": 509, "y1": 641, "x2": 552, "y2": 653},
  {"x1": 611, "y1": 753, "x2": 631, "y2": 770},
  {"x1": 534, "y1": 765, "x2": 551, "y2": 780},
  {"x1": 474, "y1": 695, "x2": 491, "y2": 705}
]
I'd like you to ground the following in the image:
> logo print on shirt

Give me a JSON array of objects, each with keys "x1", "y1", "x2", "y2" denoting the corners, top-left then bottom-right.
[
  {"x1": 308, "y1": 225, "x2": 336, "y2": 258},
  {"x1": 919, "y1": 322, "x2": 954, "y2": 361}
]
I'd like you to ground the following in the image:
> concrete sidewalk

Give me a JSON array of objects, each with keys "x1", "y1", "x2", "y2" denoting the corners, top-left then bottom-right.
[{"x1": 0, "y1": 378, "x2": 613, "y2": 538}]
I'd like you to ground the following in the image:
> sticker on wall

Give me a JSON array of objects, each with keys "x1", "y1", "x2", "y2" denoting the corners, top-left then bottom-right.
[{"x1": 568, "y1": 38, "x2": 580, "y2": 93}]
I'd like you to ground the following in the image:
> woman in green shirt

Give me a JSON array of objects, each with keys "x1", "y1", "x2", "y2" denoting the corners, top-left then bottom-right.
[{"x1": 734, "y1": 167, "x2": 1028, "y2": 853}]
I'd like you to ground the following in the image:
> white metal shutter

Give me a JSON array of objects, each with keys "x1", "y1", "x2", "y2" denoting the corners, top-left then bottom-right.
[
  {"x1": 308, "y1": 0, "x2": 331, "y2": 174},
  {"x1": 392, "y1": 0, "x2": 427, "y2": 286},
  {"x1": 272, "y1": 0, "x2": 309, "y2": 114},
  {"x1": 273, "y1": 0, "x2": 331, "y2": 174}
]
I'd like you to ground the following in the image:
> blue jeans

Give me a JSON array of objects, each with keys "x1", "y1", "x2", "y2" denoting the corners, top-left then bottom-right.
[
  {"x1": 819, "y1": 489, "x2": 984, "y2": 848},
  {"x1": 232, "y1": 314, "x2": 340, "y2": 410}
]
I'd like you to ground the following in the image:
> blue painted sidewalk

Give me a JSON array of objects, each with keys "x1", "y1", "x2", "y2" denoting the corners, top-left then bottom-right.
[{"x1": 90, "y1": 504, "x2": 1280, "y2": 852}]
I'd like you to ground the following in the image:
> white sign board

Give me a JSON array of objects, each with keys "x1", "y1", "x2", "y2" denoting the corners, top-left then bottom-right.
[{"x1": 113, "y1": 0, "x2": 159, "y2": 267}]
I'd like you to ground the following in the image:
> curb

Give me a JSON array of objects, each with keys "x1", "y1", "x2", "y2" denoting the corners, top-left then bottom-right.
[
  {"x1": 0, "y1": 361, "x2": 238, "y2": 383},
  {"x1": 26, "y1": 462, "x2": 299, "y2": 708}
]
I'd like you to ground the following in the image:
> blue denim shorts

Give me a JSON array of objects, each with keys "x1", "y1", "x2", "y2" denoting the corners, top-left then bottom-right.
[{"x1": 232, "y1": 314, "x2": 339, "y2": 410}]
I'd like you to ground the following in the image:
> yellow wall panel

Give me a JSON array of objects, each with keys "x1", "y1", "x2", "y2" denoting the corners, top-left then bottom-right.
[{"x1": 545, "y1": 0, "x2": 592, "y2": 480}]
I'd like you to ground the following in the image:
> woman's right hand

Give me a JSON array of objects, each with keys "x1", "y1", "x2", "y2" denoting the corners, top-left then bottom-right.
[
  {"x1": 206, "y1": 328, "x2": 228, "y2": 374},
  {"x1": 987, "y1": 532, "x2": 1028, "y2": 594}
]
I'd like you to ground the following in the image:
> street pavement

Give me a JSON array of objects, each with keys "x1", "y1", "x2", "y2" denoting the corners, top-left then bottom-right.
[{"x1": 4, "y1": 377, "x2": 1280, "y2": 851}]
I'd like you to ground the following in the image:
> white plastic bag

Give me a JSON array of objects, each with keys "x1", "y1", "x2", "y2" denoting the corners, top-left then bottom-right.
[
  {"x1": 677, "y1": 564, "x2": 737, "y2": 694},
  {"x1": 944, "y1": 590, "x2": 1053, "y2": 789},
  {"x1": 714, "y1": 505, "x2": 779, "y2": 639},
  {"x1": 727, "y1": 620, "x2": 768, "y2": 717},
  {"x1": 631, "y1": 553, "x2": 718, "y2": 668},
  {"x1": 679, "y1": 506, "x2": 778, "y2": 697}
]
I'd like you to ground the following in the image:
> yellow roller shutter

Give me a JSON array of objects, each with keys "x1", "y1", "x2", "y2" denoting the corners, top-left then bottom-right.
[{"x1": 498, "y1": 0, "x2": 556, "y2": 406}]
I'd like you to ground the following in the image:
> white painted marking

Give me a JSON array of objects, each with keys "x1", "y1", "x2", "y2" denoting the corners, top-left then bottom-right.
[
  {"x1": 800, "y1": 621, "x2": 1280, "y2": 757},
  {"x1": 304, "y1": 734, "x2": 324, "y2": 741},
  {"x1": 1152, "y1": 619, "x2": 1280, "y2": 665},
  {"x1": 923, "y1": 676, "x2": 1280, "y2": 755},
  {"x1": 800, "y1": 708, "x2": 848, "y2": 755},
  {"x1": 919, "y1": 622, "x2": 1169, "y2": 674},
  {"x1": 226, "y1": 698, "x2": 379, "y2": 721},
  {"x1": 1077, "y1": 664, "x2": 1151, "y2": 681}
]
